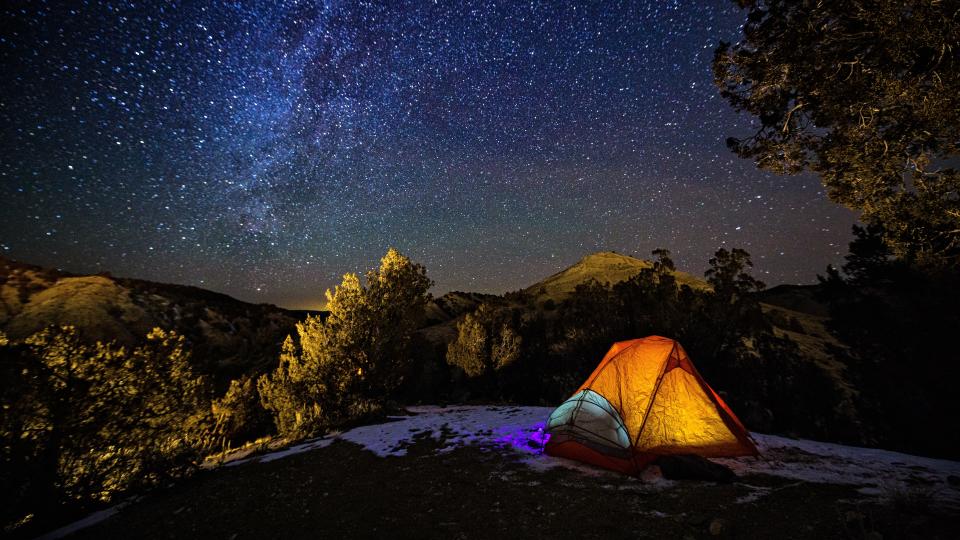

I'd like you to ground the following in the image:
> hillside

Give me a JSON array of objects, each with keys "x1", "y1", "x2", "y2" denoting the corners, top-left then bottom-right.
[
  {"x1": 1, "y1": 253, "x2": 850, "y2": 397},
  {"x1": 7, "y1": 253, "x2": 956, "y2": 539},
  {"x1": 524, "y1": 252, "x2": 855, "y2": 403},
  {"x1": 418, "y1": 252, "x2": 844, "y2": 379},
  {"x1": 754, "y1": 284, "x2": 854, "y2": 396},
  {"x1": 0, "y1": 257, "x2": 300, "y2": 386},
  {"x1": 524, "y1": 251, "x2": 709, "y2": 304},
  {"x1": 417, "y1": 251, "x2": 711, "y2": 348}
]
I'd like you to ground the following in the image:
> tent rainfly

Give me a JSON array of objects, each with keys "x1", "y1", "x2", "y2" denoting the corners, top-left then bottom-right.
[{"x1": 544, "y1": 336, "x2": 758, "y2": 474}]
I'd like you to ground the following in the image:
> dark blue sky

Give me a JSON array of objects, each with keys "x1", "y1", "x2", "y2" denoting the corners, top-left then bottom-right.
[{"x1": 0, "y1": 1, "x2": 855, "y2": 309}]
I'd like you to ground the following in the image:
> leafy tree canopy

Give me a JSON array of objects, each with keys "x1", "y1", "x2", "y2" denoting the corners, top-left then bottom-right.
[{"x1": 714, "y1": 0, "x2": 960, "y2": 268}]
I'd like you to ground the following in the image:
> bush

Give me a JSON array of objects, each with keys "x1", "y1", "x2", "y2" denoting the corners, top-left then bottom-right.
[
  {"x1": 211, "y1": 375, "x2": 272, "y2": 449},
  {"x1": 258, "y1": 249, "x2": 432, "y2": 439},
  {"x1": 1, "y1": 326, "x2": 214, "y2": 532},
  {"x1": 446, "y1": 304, "x2": 522, "y2": 376}
]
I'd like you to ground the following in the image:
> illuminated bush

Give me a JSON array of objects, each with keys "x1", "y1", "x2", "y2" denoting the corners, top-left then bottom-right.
[
  {"x1": 446, "y1": 303, "x2": 522, "y2": 378},
  {"x1": 0, "y1": 326, "x2": 214, "y2": 531},
  {"x1": 258, "y1": 249, "x2": 432, "y2": 438}
]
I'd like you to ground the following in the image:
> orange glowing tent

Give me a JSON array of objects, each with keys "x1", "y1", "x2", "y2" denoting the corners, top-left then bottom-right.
[{"x1": 544, "y1": 336, "x2": 757, "y2": 475}]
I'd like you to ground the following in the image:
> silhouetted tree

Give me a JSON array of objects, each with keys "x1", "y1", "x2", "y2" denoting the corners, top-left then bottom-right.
[
  {"x1": 697, "y1": 248, "x2": 768, "y2": 360},
  {"x1": 706, "y1": 248, "x2": 765, "y2": 301},
  {"x1": 553, "y1": 279, "x2": 625, "y2": 375},
  {"x1": 819, "y1": 226, "x2": 960, "y2": 457},
  {"x1": 715, "y1": 1, "x2": 960, "y2": 268}
]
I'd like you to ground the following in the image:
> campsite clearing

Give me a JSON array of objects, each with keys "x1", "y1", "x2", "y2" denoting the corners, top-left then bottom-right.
[{"x1": 58, "y1": 405, "x2": 960, "y2": 539}]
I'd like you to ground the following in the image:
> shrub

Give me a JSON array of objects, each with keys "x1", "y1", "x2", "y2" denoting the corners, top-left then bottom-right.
[
  {"x1": 446, "y1": 304, "x2": 522, "y2": 377},
  {"x1": 211, "y1": 375, "x2": 272, "y2": 449},
  {"x1": 1, "y1": 326, "x2": 213, "y2": 532},
  {"x1": 258, "y1": 249, "x2": 432, "y2": 438}
]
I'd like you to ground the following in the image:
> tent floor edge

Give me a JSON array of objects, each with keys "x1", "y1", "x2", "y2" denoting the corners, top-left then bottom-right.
[{"x1": 545, "y1": 439, "x2": 653, "y2": 476}]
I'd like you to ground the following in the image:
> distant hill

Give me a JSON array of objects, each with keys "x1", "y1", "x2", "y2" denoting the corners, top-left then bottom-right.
[
  {"x1": 417, "y1": 291, "x2": 500, "y2": 344},
  {"x1": 424, "y1": 291, "x2": 499, "y2": 326},
  {"x1": 0, "y1": 257, "x2": 300, "y2": 387},
  {"x1": 518, "y1": 253, "x2": 847, "y2": 383},
  {"x1": 523, "y1": 251, "x2": 709, "y2": 304},
  {"x1": 411, "y1": 250, "x2": 855, "y2": 417},
  {"x1": 757, "y1": 283, "x2": 830, "y2": 317},
  {"x1": 416, "y1": 251, "x2": 711, "y2": 348}
]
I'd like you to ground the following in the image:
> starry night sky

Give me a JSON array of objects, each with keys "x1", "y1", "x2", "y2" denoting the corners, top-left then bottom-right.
[{"x1": 1, "y1": 1, "x2": 856, "y2": 309}]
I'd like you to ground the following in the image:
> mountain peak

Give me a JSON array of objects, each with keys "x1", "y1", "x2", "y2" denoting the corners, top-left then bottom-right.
[{"x1": 525, "y1": 251, "x2": 706, "y2": 302}]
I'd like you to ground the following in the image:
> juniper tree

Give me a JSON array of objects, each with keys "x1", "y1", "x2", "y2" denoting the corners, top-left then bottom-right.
[
  {"x1": 258, "y1": 249, "x2": 432, "y2": 438},
  {"x1": 714, "y1": 0, "x2": 960, "y2": 268},
  {"x1": 1, "y1": 327, "x2": 213, "y2": 530}
]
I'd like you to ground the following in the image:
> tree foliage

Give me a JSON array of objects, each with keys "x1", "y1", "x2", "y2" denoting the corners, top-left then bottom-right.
[
  {"x1": 819, "y1": 225, "x2": 960, "y2": 457},
  {"x1": 211, "y1": 375, "x2": 271, "y2": 449},
  {"x1": 714, "y1": 1, "x2": 960, "y2": 267},
  {"x1": 258, "y1": 249, "x2": 432, "y2": 438},
  {"x1": 446, "y1": 303, "x2": 522, "y2": 378},
  {"x1": 0, "y1": 327, "x2": 213, "y2": 531},
  {"x1": 706, "y1": 248, "x2": 764, "y2": 301}
]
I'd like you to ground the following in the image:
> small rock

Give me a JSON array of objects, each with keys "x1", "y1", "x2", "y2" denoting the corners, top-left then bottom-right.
[
  {"x1": 708, "y1": 517, "x2": 727, "y2": 536},
  {"x1": 655, "y1": 454, "x2": 737, "y2": 483},
  {"x1": 844, "y1": 510, "x2": 864, "y2": 523}
]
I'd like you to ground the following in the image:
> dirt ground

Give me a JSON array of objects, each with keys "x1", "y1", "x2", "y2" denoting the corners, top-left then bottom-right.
[{"x1": 68, "y1": 435, "x2": 958, "y2": 540}]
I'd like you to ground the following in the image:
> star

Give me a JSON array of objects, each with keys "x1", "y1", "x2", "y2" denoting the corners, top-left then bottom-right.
[{"x1": 0, "y1": 1, "x2": 856, "y2": 309}]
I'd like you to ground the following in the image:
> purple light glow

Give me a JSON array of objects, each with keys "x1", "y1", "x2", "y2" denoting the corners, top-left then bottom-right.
[{"x1": 493, "y1": 421, "x2": 551, "y2": 455}]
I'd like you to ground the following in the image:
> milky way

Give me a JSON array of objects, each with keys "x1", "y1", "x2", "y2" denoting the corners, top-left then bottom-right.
[{"x1": 0, "y1": 1, "x2": 856, "y2": 308}]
